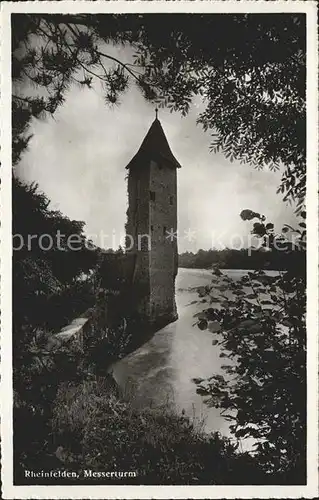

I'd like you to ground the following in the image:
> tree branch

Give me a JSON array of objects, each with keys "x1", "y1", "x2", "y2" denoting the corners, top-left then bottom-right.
[
  {"x1": 56, "y1": 25, "x2": 106, "y2": 84},
  {"x1": 66, "y1": 22, "x2": 142, "y2": 83},
  {"x1": 13, "y1": 94, "x2": 33, "y2": 103},
  {"x1": 95, "y1": 49, "x2": 141, "y2": 83}
]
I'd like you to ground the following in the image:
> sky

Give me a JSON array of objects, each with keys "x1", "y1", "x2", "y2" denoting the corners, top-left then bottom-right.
[{"x1": 16, "y1": 45, "x2": 297, "y2": 253}]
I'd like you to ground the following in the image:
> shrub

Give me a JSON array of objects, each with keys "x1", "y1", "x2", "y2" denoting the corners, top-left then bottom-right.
[
  {"x1": 13, "y1": 326, "x2": 86, "y2": 482},
  {"x1": 193, "y1": 212, "x2": 306, "y2": 484},
  {"x1": 50, "y1": 377, "x2": 266, "y2": 485}
]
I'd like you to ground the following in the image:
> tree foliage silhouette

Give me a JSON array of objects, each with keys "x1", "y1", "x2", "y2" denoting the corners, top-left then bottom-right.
[
  {"x1": 13, "y1": 177, "x2": 100, "y2": 331},
  {"x1": 193, "y1": 212, "x2": 306, "y2": 483},
  {"x1": 12, "y1": 14, "x2": 305, "y2": 207}
]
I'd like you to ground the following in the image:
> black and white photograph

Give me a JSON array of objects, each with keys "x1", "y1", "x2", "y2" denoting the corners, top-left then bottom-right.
[{"x1": 1, "y1": 1, "x2": 318, "y2": 498}]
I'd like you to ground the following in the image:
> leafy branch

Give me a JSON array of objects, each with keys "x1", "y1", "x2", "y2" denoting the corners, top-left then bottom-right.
[{"x1": 192, "y1": 210, "x2": 306, "y2": 482}]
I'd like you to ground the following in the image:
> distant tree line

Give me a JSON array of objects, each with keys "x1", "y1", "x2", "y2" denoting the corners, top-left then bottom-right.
[{"x1": 179, "y1": 246, "x2": 305, "y2": 272}]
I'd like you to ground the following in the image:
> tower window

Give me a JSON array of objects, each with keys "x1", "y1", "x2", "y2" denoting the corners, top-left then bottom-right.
[
  {"x1": 151, "y1": 225, "x2": 154, "y2": 232},
  {"x1": 169, "y1": 196, "x2": 174, "y2": 205},
  {"x1": 163, "y1": 226, "x2": 167, "y2": 236},
  {"x1": 150, "y1": 191, "x2": 156, "y2": 201}
]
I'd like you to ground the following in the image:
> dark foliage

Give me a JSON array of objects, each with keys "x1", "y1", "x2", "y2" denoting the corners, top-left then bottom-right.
[
  {"x1": 193, "y1": 212, "x2": 306, "y2": 484},
  {"x1": 43, "y1": 378, "x2": 267, "y2": 485},
  {"x1": 14, "y1": 339, "x2": 85, "y2": 480},
  {"x1": 12, "y1": 14, "x2": 305, "y2": 206},
  {"x1": 13, "y1": 176, "x2": 99, "y2": 331},
  {"x1": 12, "y1": 177, "x2": 101, "y2": 479}
]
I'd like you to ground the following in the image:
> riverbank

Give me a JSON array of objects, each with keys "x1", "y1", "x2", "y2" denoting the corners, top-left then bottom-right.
[
  {"x1": 111, "y1": 268, "x2": 250, "y2": 436},
  {"x1": 18, "y1": 375, "x2": 266, "y2": 486},
  {"x1": 14, "y1": 267, "x2": 305, "y2": 485}
]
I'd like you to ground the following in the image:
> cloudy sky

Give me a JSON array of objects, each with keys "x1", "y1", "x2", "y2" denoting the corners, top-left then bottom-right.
[{"x1": 16, "y1": 44, "x2": 296, "y2": 253}]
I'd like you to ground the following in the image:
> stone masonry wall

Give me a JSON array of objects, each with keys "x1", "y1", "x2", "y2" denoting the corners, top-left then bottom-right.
[
  {"x1": 126, "y1": 162, "x2": 151, "y2": 320},
  {"x1": 126, "y1": 154, "x2": 178, "y2": 327},
  {"x1": 149, "y1": 159, "x2": 178, "y2": 323}
]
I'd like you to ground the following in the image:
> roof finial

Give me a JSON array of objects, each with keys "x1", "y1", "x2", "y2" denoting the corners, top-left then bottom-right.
[{"x1": 155, "y1": 106, "x2": 159, "y2": 120}]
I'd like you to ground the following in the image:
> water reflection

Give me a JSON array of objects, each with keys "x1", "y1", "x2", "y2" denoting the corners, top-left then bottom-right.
[{"x1": 112, "y1": 268, "x2": 235, "y2": 435}]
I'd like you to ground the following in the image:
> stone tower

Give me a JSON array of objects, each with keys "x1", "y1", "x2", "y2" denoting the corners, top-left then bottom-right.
[{"x1": 125, "y1": 114, "x2": 181, "y2": 328}]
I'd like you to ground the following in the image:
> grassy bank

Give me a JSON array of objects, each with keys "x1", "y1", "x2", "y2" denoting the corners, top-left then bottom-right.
[{"x1": 36, "y1": 376, "x2": 266, "y2": 485}]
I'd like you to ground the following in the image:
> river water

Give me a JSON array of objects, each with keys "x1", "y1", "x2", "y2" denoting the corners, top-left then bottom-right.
[{"x1": 111, "y1": 267, "x2": 255, "y2": 437}]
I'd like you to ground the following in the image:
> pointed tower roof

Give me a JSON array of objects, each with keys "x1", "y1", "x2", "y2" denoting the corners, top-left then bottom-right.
[{"x1": 126, "y1": 117, "x2": 182, "y2": 170}]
